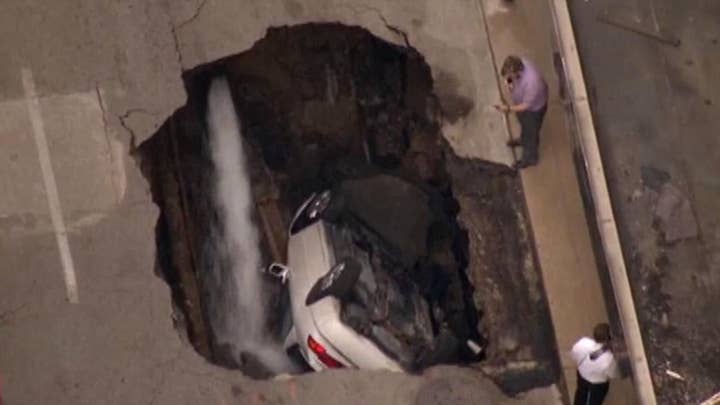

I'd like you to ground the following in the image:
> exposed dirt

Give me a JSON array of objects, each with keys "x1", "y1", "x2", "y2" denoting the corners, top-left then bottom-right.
[
  {"x1": 447, "y1": 156, "x2": 559, "y2": 394},
  {"x1": 136, "y1": 23, "x2": 558, "y2": 393}
]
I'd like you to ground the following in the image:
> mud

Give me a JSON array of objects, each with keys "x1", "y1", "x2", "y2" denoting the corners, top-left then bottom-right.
[{"x1": 136, "y1": 23, "x2": 558, "y2": 393}]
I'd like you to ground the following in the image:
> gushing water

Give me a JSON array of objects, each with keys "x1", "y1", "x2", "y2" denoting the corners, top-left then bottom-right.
[{"x1": 206, "y1": 77, "x2": 295, "y2": 374}]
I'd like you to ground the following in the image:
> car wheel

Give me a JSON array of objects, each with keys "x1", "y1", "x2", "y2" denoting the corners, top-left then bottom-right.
[
  {"x1": 305, "y1": 258, "x2": 363, "y2": 306},
  {"x1": 321, "y1": 261, "x2": 346, "y2": 290},
  {"x1": 307, "y1": 190, "x2": 331, "y2": 220}
]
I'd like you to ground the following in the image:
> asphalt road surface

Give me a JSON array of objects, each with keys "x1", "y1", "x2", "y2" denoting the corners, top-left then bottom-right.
[{"x1": 569, "y1": 0, "x2": 720, "y2": 402}]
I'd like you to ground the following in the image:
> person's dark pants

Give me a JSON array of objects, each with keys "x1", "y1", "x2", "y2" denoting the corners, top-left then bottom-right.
[
  {"x1": 516, "y1": 104, "x2": 547, "y2": 165},
  {"x1": 573, "y1": 372, "x2": 609, "y2": 405}
]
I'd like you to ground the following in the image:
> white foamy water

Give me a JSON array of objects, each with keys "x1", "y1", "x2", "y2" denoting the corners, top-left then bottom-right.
[{"x1": 206, "y1": 77, "x2": 296, "y2": 374}]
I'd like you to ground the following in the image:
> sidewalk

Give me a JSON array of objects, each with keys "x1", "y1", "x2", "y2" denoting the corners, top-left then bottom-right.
[{"x1": 477, "y1": 0, "x2": 636, "y2": 403}]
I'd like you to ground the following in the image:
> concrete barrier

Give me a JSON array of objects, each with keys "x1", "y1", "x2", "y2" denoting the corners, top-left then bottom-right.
[{"x1": 545, "y1": 1, "x2": 657, "y2": 404}]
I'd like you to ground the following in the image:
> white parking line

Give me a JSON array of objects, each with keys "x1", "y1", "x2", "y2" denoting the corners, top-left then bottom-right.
[{"x1": 21, "y1": 68, "x2": 79, "y2": 304}]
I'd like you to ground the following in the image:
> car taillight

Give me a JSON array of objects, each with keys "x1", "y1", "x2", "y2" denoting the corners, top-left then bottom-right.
[{"x1": 307, "y1": 335, "x2": 345, "y2": 369}]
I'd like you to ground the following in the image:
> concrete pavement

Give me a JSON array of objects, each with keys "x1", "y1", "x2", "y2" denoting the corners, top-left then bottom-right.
[
  {"x1": 0, "y1": 1, "x2": 560, "y2": 404},
  {"x1": 0, "y1": 0, "x2": 642, "y2": 403},
  {"x1": 477, "y1": 0, "x2": 637, "y2": 403}
]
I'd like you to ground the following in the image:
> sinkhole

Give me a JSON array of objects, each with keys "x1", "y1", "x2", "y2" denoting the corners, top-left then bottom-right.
[{"x1": 135, "y1": 23, "x2": 557, "y2": 392}]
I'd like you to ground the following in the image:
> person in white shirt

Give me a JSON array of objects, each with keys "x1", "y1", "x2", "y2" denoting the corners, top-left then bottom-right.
[{"x1": 570, "y1": 323, "x2": 619, "y2": 405}]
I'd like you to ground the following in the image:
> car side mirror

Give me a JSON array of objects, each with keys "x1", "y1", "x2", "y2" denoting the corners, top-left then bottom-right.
[{"x1": 266, "y1": 263, "x2": 290, "y2": 284}]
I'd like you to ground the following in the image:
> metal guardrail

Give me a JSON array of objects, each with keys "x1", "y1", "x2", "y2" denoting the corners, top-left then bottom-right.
[{"x1": 546, "y1": 1, "x2": 658, "y2": 404}]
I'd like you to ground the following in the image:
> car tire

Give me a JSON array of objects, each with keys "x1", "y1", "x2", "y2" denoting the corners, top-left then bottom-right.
[
  {"x1": 306, "y1": 190, "x2": 332, "y2": 220},
  {"x1": 305, "y1": 258, "x2": 363, "y2": 306}
]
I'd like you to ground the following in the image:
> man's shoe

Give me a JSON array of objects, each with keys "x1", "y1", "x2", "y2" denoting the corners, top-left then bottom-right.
[{"x1": 506, "y1": 139, "x2": 521, "y2": 147}]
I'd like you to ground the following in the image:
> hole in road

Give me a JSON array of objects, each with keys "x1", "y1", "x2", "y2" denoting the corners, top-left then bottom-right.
[{"x1": 137, "y1": 23, "x2": 489, "y2": 378}]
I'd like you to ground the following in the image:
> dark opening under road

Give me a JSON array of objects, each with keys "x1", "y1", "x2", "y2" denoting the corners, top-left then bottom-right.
[{"x1": 136, "y1": 23, "x2": 559, "y2": 394}]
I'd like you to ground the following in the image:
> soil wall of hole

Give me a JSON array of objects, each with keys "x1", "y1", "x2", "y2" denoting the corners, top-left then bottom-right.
[{"x1": 137, "y1": 23, "x2": 559, "y2": 394}]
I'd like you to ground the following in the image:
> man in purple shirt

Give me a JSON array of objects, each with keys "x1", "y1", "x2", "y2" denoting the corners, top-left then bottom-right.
[{"x1": 494, "y1": 55, "x2": 549, "y2": 169}]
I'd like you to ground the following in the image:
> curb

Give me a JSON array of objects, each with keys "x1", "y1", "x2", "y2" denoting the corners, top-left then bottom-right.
[{"x1": 546, "y1": 1, "x2": 658, "y2": 404}]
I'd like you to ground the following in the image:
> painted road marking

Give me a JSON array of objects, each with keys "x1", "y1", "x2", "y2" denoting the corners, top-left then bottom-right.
[{"x1": 21, "y1": 68, "x2": 79, "y2": 303}]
